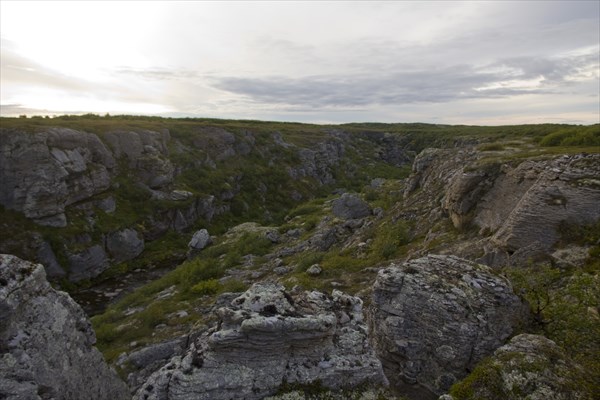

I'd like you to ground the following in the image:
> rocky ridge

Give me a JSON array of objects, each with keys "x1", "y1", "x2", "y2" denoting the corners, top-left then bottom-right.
[{"x1": 403, "y1": 150, "x2": 600, "y2": 266}]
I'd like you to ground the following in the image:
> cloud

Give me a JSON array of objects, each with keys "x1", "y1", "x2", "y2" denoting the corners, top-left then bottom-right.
[
  {"x1": 113, "y1": 67, "x2": 199, "y2": 81},
  {"x1": 211, "y1": 49, "x2": 598, "y2": 109},
  {"x1": 1, "y1": 2, "x2": 598, "y2": 124}
]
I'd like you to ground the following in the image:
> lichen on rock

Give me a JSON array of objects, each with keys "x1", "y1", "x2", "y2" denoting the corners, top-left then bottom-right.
[
  {"x1": 369, "y1": 255, "x2": 530, "y2": 399},
  {"x1": 0, "y1": 254, "x2": 129, "y2": 400}
]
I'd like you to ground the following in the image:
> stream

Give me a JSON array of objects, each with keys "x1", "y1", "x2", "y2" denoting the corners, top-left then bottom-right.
[{"x1": 70, "y1": 260, "x2": 182, "y2": 316}]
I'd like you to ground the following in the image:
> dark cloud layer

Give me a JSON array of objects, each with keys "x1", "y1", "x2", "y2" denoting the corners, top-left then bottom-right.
[{"x1": 212, "y1": 52, "x2": 598, "y2": 109}]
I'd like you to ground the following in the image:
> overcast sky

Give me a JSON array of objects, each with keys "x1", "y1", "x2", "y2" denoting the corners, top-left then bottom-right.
[{"x1": 1, "y1": 1, "x2": 599, "y2": 125}]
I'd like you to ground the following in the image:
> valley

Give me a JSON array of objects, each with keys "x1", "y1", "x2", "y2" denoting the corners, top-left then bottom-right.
[{"x1": 1, "y1": 115, "x2": 599, "y2": 399}]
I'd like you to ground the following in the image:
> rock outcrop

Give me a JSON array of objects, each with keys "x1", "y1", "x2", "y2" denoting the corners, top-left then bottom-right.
[
  {"x1": 0, "y1": 128, "x2": 115, "y2": 227},
  {"x1": 445, "y1": 334, "x2": 593, "y2": 400},
  {"x1": 103, "y1": 129, "x2": 174, "y2": 189},
  {"x1": 403, "y1": 150, "x2": 600, "y2": 266},
  {"x1": 484, "y1": 155, "x2": 600, "y2": 255},
  {"x1": 369, "y1": 255, "x2": 529, "y2": 399},
  {"x1": 135, "y1": 283, "x2": 386, "y2": 400},
  {"x1": 0, "y1": 254, "x2": 129, "y2": 400}
]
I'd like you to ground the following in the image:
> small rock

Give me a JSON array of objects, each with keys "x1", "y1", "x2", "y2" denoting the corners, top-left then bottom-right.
[
  {"x1": 170, "y1": 190, "x2": 193, "y2": 201},
  {"x1": 332, "y1": 193, "x2": 371, "y2": 220},
  {"x1": 306, "y1": 264, "x2": 322, "y2": 276},
  {"x1": 286, "y1": 228, "x2": 302, "y2": 238},
  {"x1": 370, "y1": 178, "x2": 386, "y2": 188},
  {"x1": 274, "y1": 266, "x2": 289, "y2": 276},
  {"x1": 265, "y1": 230, "x2": 281, "y2": 243}
]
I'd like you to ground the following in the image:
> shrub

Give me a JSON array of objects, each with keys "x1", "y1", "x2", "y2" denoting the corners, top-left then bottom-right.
[
  {"x1": 221, "y1": 279, "x2": 248, "y2": 293},
  {"x1": 191, "y1": 279, "x2": 221, "y2": 295},
  {"x1": 539, "y1": 125, "x2": 600, "y2": 147},
  {"x1": 478, "y1": 142, "x2": 505, "y2": 151}
]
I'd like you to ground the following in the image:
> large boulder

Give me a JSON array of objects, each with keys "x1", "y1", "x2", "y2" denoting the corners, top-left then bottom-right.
[
  {"x1": 0, "y1": 254, "x2": 129, "y2": 400},
  {"x1": 332, "y1": 193, "x2": 371, "y2": 220},
  {"x1": 446, "y1": 334, "x2": 593, "y2": 400},
  {"x1": 135, "y1": 283, "x2": 386, "y2": 400},
  {"x1": 188, "y1": 229, "x2": 212, "y2": 252},
  {"x1": 369, "y1": 255, "x2": 529, "y2": 399},
  {"x1": 67, "y1": 244, "x2": 109, "y2": 282},
  {"x1": 106, "y1": 228, "x2": 145, "y2": 263}
]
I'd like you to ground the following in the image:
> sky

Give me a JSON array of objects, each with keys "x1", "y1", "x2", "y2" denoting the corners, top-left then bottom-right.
[{"x1": 1, "y1": 1, "x2": 599, "y2": 125}]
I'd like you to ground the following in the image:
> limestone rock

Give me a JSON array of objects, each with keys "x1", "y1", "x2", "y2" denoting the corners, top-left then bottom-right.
[
  {"x1": 188, "y1": 229, "x2": 212, "y2": 252},
  {"x1": 106, "y1": 228, "x2": 145, "y2": 263},
  {"x1": 446, "y1": 334, "x2": 593, "y2": 400},
  {"x1": 135, "y1": 283, "x2": 386, "y2": 400},
  {"x1": 103, "y1": 129, "x2": 174, "y2": 189},
  {"x1": 120, "y1": 337, "x2": 189, "y2": 394},
  {"x1": 0, "y1": 254, "x2": 129, "y2": 400},
  {"x1": 487, "y1": 154, "x2": 600, "y2": 254},
  {"x1": 332, "y1": 193, "x2": 371, "y2": 220},
  {"x1": 287, "y1": 137, "x2": 345, "y2": 185},
  {"x1": 67, "y1": 244, "x2": 109, "y2": 282},
  {"x1": 403, "y1": 151, "x2": 600, "y2": 264},
  {"x1": 0, "y1": 128, "x2": 115, "y2": 225},
  {"x1": 369, "y1": 255, "x2": 529, "y2": 399},
  {"x1": 306, "y1": 264, "x2": 322, "y2": 276}
]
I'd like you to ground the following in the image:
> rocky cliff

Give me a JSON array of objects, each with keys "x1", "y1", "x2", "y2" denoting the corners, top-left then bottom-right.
[
  {"x1": 0, "y1": 254, "x2": 129, "y2": 400},
  {"x1": 403, "y1": 150, "x2": 600, "y2": 266},
  {"x1": 0, "y1": 124, "x2": 410, "y2": 285}
]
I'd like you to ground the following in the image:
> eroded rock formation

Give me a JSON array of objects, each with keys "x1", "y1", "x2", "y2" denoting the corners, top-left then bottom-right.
[
  {"x1": 0, "y1": 254, "x2": 129, "y2": 400},
  {"x1": 0, "y1": 128, "x2": 116, "y2": 227},
  {"x1": 135, "y1": 283, "x2": 386, "y2": 400},
  {"x1": 369, "y1": 255, "x2": 529, "y2": 399}
]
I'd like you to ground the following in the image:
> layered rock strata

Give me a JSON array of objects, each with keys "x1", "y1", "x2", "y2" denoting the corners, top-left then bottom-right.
[
  {"x1": 370, "y1": 255, "x2": 529, "y2": 399},
  {"x1": 0, "y1": 254, "x2": 129, "y2": 400},
  {"x1": 135, "y1": 283, "x2": 386, "y2": 400}
]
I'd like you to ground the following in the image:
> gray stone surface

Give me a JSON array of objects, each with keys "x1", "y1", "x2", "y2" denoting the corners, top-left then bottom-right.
[
  {"x1": 306, "y1": 264, "x2": 322, "y2": 276},
  {"x1": 332, "y1": 193, "x2": 371, "y2": 220},
  {"x1": 188, "y1": 229, "x2": 212, "y2": 251},
  {"x1": 135, "y1": 283, "x2": 386, "y2": 400},
  {"x1": 441, "y1": 334, "x2": 592, "y2": 400},
  {"x1": 34, "y1": 239, "x2": 65, "y2": 278},
  {"x1": 0, "y1": 254, "x2": 129, "y2": 400},
  {"x1": 369, "y1": 255, "x2": 529, "y2": 399},
  {"x1": 487, "y1": 154, "x2": 600, "y2": 254},
  {"x1": 0, "y1": 128, "x2": 115, "y2": 224},
  {"x1": 106, "y1": 228, "x2": 145, "y2": 263},
  {"x1": 67, "y1": 244, "x2": 109, "y2": 282},
  {"x1": 120, "y1": 337, "x2": 189, "y2": 394}
]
